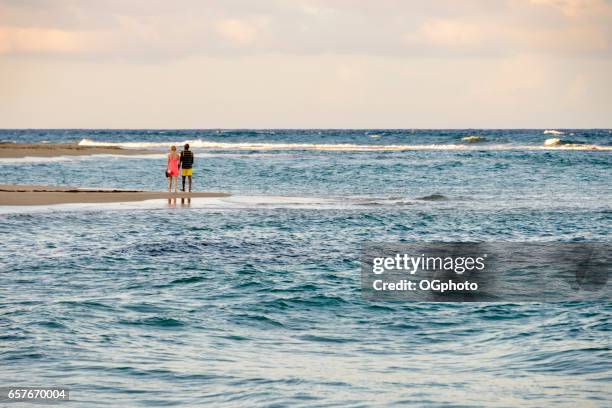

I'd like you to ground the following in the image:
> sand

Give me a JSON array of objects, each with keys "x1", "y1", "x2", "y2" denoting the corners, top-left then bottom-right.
[
  {"x1": 0, "y1": 185, "x2": 230, "y2": 206},
  {"x1": 0, "y1": 143, "x2": 154, "y2": 158}
]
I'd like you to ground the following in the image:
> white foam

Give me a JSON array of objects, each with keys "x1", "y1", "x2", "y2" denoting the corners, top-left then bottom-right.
[
  {"x1": 0, "y1": 195, "x2": 344, "y2": 215},
  {"x1": 79, "y1": 138, "x2": 474, "y2": 151},
  {"x1": 199, "y1": 195, "x2": 338, "y2": 209},
  {"x1": 544, "y1": 138, "x2": 562, "y2": 147},
  {"x1": 77, "y1": 138, "x2": 612, "y2": 152},
  {"x1": 542, "y1": 138, "x2": 610, "y2": 150},
  {"x1": 543, "y1": 130, "x2": 565, "y2": 135}
]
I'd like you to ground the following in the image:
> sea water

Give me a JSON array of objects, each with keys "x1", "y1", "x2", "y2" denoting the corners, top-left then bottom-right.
[{"x1": 1, "y1": 129, "x2": 610, "y2": 406}]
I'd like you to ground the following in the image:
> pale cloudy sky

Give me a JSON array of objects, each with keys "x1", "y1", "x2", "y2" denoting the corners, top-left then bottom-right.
[{"x1": 1, "y1": 0, "x2": 611, "y2": 128}]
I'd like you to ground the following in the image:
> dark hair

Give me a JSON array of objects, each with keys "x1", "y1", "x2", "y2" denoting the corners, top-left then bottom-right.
[{"x1": 184, "y1": 144, "x2": 190, "y2": 150}]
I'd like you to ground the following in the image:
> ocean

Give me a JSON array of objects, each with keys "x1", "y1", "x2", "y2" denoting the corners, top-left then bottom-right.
[{"x1": 1, "y1": 129, "x2": 611, "y2": 406}]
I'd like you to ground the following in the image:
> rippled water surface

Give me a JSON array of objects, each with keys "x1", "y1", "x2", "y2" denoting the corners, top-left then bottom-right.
[{"x1": 1, "y1": 129, "x2": 611, "y2": 406}]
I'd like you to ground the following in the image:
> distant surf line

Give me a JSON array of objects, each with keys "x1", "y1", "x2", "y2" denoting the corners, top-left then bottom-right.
[{"x1": 78, "y1": 138, "x2": 611, "y2": 152}]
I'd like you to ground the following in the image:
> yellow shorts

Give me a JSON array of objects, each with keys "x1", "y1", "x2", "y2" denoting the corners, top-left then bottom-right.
[{"x1": 182, "y1": 168, "x2": 192, "y2": 177}]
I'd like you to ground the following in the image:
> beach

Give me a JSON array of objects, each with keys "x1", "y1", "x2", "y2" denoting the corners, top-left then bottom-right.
[
  {"x1": 0, "y1": 184, "x2": 229, "y2": 206},
  {"x1": 0, "y1": 143, "x2": 153, "y2": 158}
]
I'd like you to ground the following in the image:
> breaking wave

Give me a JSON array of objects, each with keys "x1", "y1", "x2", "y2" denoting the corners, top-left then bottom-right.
[
  {"x1": 543, "y1": 138, "x2": 608, "y2": 150},
  {"x1": 462, "y1": 136, "x2": 486, "y2": 143},
  {"x1": 78, "y1": 138, "x2": 611, "y2": 152},
  {"x1": 543, "y1": 130, "x2": 565, "y2": 135},
  {"x1": 78, "y1": 138, "x2": 473, "y2": 151}
]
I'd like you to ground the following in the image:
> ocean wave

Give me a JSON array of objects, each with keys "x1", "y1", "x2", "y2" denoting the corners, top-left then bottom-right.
[
  {"x1": 417, "y1": 194, "x2": 448, "y2": 201},
  {"x1": 169, "y1": 275, "x2": 206, "y2": 285},
  {"x1": 462, "y1": 135, "x2": 486, "y2": 143},
  {"x1": 542, "y1": 138, "x2": 608, "y2": 150},
  {"x1": 544, "y1": 138, "x2": 563, "y2": 147},
  {"x1": 79, "y1": 138, "x2": 472, "y2": 151},
  {"x1": 118, "y1": 316, "x2": 186, "y2": 327},
  {"x1": 78, "y1": 138, "x2": 611, "y2": 152},
  {"x1": 543, "y1": 130, "x2": 565, "y2": 135}
]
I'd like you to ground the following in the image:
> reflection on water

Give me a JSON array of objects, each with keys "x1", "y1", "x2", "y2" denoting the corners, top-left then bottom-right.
[{"x1": 167, "y1": 197, "x2": 192, "y2": 208}]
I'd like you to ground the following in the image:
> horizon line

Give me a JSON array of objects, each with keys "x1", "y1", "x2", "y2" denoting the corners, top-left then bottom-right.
[{"x1": 1, "y1": 127, "x2": 611, "y2": 131}]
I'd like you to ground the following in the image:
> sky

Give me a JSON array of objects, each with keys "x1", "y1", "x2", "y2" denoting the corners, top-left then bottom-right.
[{"x1": 1, "y1": 0, "x2": 611, "y2": 128}]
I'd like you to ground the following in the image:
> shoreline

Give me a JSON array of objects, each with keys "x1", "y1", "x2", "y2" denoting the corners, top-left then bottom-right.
[
  {"x1": 0, "y1": 184, "x2": 230, "y2": 206},
  {"x1": 0, "y1": 143, "x2": 154, "y2": 158}
]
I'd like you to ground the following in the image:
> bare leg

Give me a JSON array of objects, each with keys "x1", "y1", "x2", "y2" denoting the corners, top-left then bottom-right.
[
  {"x1": 188, "y1": 176, "x2": 192, "y2": 192},
  {"x1": 168, "y1": 176, "x2": 172, "y2": 192},
  {"x1": 181, "y1": 176, "x2": 186, "y2": 192},
  {"x1": 173, "y1": 177, "x2": 178, "y2": 193}
]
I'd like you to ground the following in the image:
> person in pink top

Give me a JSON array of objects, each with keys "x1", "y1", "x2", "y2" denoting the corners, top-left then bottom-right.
[{"x1": 166, "y1": 145, "x2": 180, "y2": 193}]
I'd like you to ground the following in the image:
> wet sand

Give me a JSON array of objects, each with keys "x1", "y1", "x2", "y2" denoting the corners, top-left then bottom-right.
[
  {"x1": 0, "y1": 143, "x2": 154, "y2": 158},
  {"x1": 0, "y1": 185, "x2": 230, "y2": 206}
]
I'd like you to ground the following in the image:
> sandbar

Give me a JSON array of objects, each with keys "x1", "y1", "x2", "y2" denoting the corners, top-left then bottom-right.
[
  {"x1": 0, "y1": 184, "x2": 229, "y2": 206},
  {"x1": 0, "y1": 143, "x2": 153, "y2": 158}
]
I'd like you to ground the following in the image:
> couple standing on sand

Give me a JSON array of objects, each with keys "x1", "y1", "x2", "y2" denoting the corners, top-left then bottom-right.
[{"x1": 166, "y1": 143, "x2": 194, "y2": 193}]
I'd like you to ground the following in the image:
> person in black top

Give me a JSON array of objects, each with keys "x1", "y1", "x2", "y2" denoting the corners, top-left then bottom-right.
[{"x1": 179, "y1": 143, "x2": 194, "y2": 192}]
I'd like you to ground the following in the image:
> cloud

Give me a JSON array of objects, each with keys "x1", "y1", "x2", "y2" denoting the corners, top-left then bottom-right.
[
  {"x1": 0, "y1": 0, "x2": 610, "y2": 62},
  {"x1": 402, "y1": 9, "x2": 610, "y2": 57},
  {"x1": 0, "y1": 27, "x2": 86, "y2": 54},
  {"x1": 1, "y1": 1, "x2": 610, "y2": 128},
  {"x1": 0, "y1": 0, "x2": 610, "y2": 60},
  {"x1": 215, "y1": 18, "x2": 262, "y2": 46},
  {"x1": 405, "y1": 19, "x2": 484, "y2": 51},
  {"x1": 527, "y1": 0, "x2": 612, "y2": 18},
  {"x1": 516, "y1": 25, "x2": 610, "y2": 54}
]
